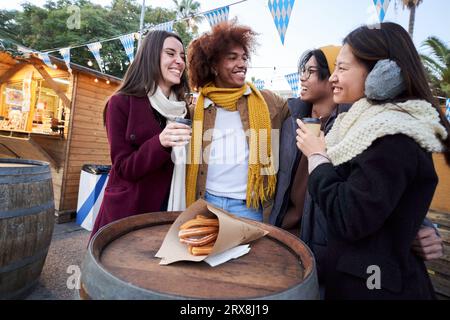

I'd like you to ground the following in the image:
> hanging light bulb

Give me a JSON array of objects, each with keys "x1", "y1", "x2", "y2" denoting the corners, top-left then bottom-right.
[
  {"x1": 87, "y1": 60, "x2": 93, "y2": 67},
  {"x1": 94, "y1": 78, "x2": 99, "y2": 83},
  {"x1": 106, "y1": 80, "x2": 110, "y2": 85}
]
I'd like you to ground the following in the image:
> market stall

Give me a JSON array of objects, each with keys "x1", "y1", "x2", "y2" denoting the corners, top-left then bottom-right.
[{"x1": 0, "y1": 49, "x2": 120, "y2": 222}]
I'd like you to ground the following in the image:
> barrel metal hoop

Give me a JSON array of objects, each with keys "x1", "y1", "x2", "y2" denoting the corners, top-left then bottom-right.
[
  {"x1": 0, "y1": 278, "x2": 40, "y2": 300},
  {"x1": 0, "y1": 247, "x2": 49, "y2": 274},
  {"x1": 0, "y1": 172, "x2": 52, "y2": 184},
  {"x1": 0, "y1": 200, "x2": 54, "y2": 219}
]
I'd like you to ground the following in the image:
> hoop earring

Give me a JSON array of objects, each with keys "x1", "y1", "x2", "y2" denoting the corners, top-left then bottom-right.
[{"x1": 212, "y1": 69, "x2": 218, "y2": 77}]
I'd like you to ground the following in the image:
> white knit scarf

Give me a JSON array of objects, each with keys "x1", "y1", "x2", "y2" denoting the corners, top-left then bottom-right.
[
  {"x1": 326, "y1": 98, "x2": 448, "y2": 166},
  {"x1": 148, "y1": 86, "x2": 187, "y2": 211}
]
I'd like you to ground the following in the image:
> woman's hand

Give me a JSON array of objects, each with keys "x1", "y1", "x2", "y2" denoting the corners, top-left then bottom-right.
[
  {"x1": 412, "y1": 226, "x2": 444, "y2": 261},
  {"x1": 159, "y1": 122, "x2": 192, "y2": 148},
  {"x1": 296, "y1": 119, "x2": 326, "y2": 157}
]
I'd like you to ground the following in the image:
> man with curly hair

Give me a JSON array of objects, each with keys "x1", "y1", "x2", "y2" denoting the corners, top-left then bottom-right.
[{"x1": 185, "y1": 20, "x2": 289, "y2": 222}]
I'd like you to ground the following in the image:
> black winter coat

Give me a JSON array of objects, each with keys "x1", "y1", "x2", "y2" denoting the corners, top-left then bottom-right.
[{"x1": 309, "y1": 134, "x2": 437, "y2": 300}]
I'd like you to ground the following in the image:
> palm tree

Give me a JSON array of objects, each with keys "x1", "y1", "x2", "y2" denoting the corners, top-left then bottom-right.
[
  {"x1": 173, "y1": 0, "x2": 203, "y2": 34},
  {"x1": 420, "y1": 36, "x2": 450, "y2": 97},
  {"x1": 396, "y1": 0, "x2": 423, "y2": 38}
]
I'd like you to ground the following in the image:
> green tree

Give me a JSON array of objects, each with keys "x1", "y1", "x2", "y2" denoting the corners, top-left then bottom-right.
[
  {"x1": 0, "y1": 0, "x2": 195, "y2": 78},
  {"x1": 396, "y1": 0, "x2": 423, "y2": 38},
  {"x1": 421, "y1": 36, "x2": 450, "y2": 97},
  {"x1": 172, "y1": 0, "x2": 203, "y2": 35}
]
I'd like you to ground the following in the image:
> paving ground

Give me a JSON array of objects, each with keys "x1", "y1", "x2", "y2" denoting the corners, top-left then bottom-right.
[{"x1": 25, "y1": 221, "x2": 90, "y2": 300}]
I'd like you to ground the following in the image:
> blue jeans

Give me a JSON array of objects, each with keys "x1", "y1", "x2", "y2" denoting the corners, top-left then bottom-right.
[{"x1": 204, "y1": 191, "x2": 263, "y2": 222}]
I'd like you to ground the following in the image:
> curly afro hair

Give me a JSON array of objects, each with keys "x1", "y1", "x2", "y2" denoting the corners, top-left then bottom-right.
[{"x1": 187, "y1": 20, "x2": 258, "y2": 91}]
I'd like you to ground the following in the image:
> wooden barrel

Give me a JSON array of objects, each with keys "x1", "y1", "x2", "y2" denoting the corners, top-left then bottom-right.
[
  {"x1": 80, "y1": 212, "x2": 319, "y2": 300},
  {"x1": 0, "y1": 159, "x2": 55, "y2": 299}
]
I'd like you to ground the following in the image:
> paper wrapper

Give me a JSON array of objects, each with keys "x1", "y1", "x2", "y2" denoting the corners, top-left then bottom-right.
[{"x1": 155, "y1": 199, "x2": 268, "y2": 265}]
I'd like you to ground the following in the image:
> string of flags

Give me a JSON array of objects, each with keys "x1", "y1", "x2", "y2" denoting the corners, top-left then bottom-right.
[
  {"x1": 35, "y1": 4, "x2": 235, "y2": 74},
  {"x1": 30, "y1": 0, "x2": 391, "y2": 82},
  {"x1": 373, "y1": 0, "x2": 391, "y2": 23}
]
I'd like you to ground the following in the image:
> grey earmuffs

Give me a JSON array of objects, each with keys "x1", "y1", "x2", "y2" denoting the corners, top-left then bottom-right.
[{"x1": 365, "y1": 59, "x2": 406, "y2": 101}]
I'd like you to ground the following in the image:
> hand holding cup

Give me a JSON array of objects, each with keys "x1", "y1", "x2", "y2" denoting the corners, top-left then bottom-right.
[
  {"x1": 296, "y1": 118, "x2": 326, "y2": 157},
  {"x1": 159, "y1": 118, "x2": 192, "y2": 148}
]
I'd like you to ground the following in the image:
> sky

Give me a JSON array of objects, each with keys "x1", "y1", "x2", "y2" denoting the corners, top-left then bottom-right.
[{"x1": 2, "y1": 0, "x2": 450, "y2": 90}]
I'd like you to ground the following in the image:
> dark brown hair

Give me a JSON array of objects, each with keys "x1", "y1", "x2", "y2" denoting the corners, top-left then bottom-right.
[
  {"x1": 344, "y1": 22, "x2": 450, "y2": 165},
  {"x1": 187, "y1": 20, "x2": 257, "y2": 91},
  {"x1": 103, "y1": 30, "x2": 189, "y2": 124}
]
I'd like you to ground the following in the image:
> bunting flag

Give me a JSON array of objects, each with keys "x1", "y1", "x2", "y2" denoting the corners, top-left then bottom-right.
[
  {"x1": 254, "y1": 79, "x2": 265, "y2": 90},
  {"x1": 59, "y1": 47, "x2": 72, "y2": 73},
  {"x1": 204, "y1": 6, "x2": 230, "y2": 27},
  {"x1": 285, "y1": 72, "x2": 300, "y2": 97},
  {"x1": 119, "y1": 33, "x2": 135, "y2": 63},
  {"x1": 152, "y1": 21, "x2": 174, "y2": 32},
  {"x1": 446, "y1": 98, "x2": 450, "y2": 121},
  {"x1": 373, "y1": 0, "x2": 391, "y2": 22},
  {"x1": 268, "y1": 0, "x2": 296, "y2": 45},
  {"x1": 87, "y1": 42, "x2": 104, "y2": 73},
  {"x1": 38, "y1": 52, "x2": 57, "y2": 69}
]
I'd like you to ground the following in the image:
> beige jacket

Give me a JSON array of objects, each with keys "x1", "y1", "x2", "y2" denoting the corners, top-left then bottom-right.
[{"x1": 188, "y1": 89, "x2": 289, "y2": 222}]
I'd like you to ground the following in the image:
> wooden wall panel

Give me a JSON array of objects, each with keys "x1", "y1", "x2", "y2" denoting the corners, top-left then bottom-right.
[{"x1": 60, "y1": 72, "x2": 117, "y2": 212}]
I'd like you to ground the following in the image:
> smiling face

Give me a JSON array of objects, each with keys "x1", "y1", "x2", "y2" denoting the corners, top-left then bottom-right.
[
  {"x1": 158, "y1": 36, "x2": 186, "y2": 96},
  {"x1": 300, "y1": 55, "x2": 333, "y2": 103},
  {"x1": 213, "y1": 44, "x2": 248, "y2": 88},
  {"x1": 329, "y1": 44, "x2": 369, "y2": 104}
]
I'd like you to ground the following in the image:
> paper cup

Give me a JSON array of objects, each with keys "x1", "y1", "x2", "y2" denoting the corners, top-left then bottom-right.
[{"x1": 300, "y1": 117, "x2": 321, "y2": 137}]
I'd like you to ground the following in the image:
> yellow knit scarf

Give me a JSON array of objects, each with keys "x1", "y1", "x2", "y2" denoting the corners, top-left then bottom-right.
[{"x1": 186, "y1": 82, "x2": 276, "y2": 209}]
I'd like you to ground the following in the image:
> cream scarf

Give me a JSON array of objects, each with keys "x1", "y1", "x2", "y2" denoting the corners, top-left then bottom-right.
[
  {"x1": 325, "y1": 98, "x2": 448, "y2": 166},
  {"x1": 148, "y1": 86, "x2": 187, "y2": 211}
]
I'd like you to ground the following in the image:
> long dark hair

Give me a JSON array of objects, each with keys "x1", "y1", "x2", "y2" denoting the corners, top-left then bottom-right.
[
  {"x1": 344, "y1": 22, "x2": 450, "y2": 165},
  {"x1": 103, "y1": 30, "x2": 189, "y2": 124}
]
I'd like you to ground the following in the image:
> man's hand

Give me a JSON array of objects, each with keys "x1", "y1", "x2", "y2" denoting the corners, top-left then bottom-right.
[{"x1": 412, "y1": 226, "x2": 444, "y2": 261}]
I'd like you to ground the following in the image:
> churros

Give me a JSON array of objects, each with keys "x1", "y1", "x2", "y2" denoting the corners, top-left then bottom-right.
[{"x1": 179, "y1": 215, "x2": 219, "y2": 256}]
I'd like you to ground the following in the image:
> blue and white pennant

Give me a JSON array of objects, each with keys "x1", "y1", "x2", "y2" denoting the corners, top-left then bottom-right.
[
  {"x1": 152, "y1": 21, "x2": 174, "y2": 32},
  {"x1": 119, "y1": 33, "x2": 136, "y2": 63},
  {"x1": 446, "y1": 98, "x2": 450, "y2": 122},
  {"x1": 204, "y1": 6, "x2": 230, "y2": 28},
  {"x1": 373, "y1": 0, "x2": 391, "y2": 23},
  {"x1": 59, "y1": 47, "x2": 72, "y2": 73},
  {"x1": 285, "y1": 72, "x2": 300, "y2": 97},
  {"x1": 254, "y1": 79, "x2": 265, "y2": 90},
  {"x1": 268, "y1": 0, "x2": 296, "y2": 45},
  {"x1": 87, "y1": 42, "x2": 104, "y2": 73},
  {"x1": 38, "y1": 52, "x2": 57, "y2": 69}
]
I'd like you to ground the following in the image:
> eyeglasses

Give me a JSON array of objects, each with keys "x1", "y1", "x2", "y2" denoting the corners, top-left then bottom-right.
[{"x1": 299, "y1": 67, "x2": 319, "y2": 81}]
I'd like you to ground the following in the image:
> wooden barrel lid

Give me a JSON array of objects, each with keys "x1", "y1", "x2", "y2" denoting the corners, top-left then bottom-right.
[{"x1": 84, "y1": 212, "x2": 317, "y2": 300}]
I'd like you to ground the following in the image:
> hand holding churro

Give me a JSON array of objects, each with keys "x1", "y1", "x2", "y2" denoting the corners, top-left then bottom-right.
[{"x1": 178, "y1": 215, "x2": 219, "y2": 256}]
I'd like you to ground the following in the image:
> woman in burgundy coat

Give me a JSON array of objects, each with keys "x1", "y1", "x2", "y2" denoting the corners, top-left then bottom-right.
[{"x1": 91, "y1": 30, "x2": 192, "y2": 238}]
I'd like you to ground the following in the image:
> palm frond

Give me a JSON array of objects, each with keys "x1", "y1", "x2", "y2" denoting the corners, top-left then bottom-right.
[{"x1": 422, "y1": 36, "x2": 449, "y2": 66}]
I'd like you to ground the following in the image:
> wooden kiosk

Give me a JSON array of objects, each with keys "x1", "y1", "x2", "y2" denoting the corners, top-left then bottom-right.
[{"x1": 0, "y1": 49, "x2": 120, "y2": 222}]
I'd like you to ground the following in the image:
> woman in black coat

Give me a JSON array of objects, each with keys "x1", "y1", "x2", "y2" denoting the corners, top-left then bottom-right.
[{"x1": 296, "y1": 22, "x2": 450, "y2": 299}]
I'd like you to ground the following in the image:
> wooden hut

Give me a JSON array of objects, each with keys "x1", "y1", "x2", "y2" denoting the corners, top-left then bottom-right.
[
  {"x1": 426, "y1": 103, "x2": 450, "y2": 299},
  {"x1": 0, "y1": 48, "x2": 120, "y2": 222}
]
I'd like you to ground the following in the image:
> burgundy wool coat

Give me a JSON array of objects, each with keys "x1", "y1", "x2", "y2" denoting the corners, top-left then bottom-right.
[{"x1": 91, "y1": 94, "x2": 174, "y2": 237}]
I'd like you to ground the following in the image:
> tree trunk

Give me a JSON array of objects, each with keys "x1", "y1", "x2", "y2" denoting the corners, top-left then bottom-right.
[{"x1": 408, "y1": 5, "x2": 416, "y2": 38}]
